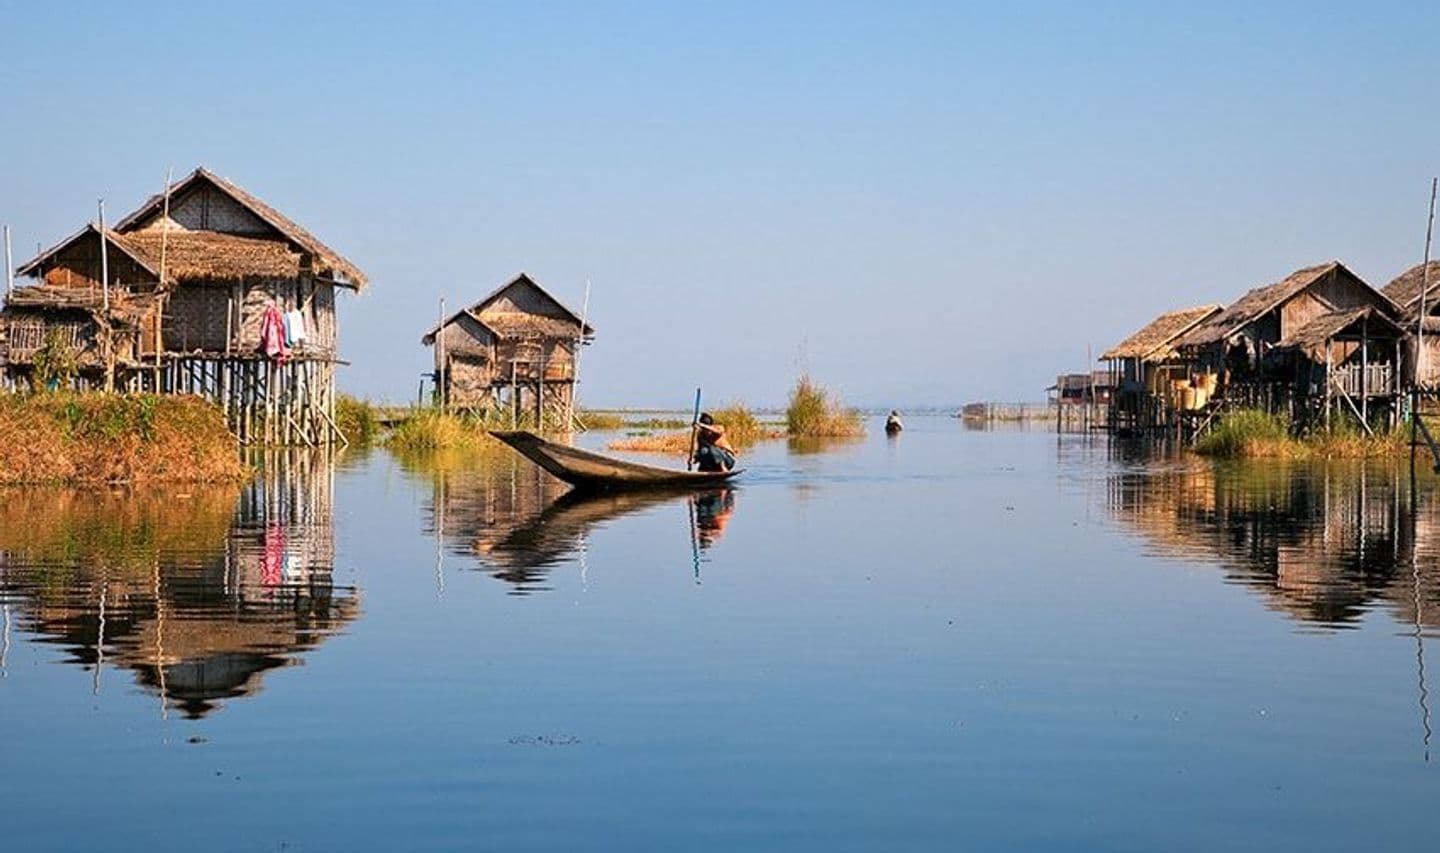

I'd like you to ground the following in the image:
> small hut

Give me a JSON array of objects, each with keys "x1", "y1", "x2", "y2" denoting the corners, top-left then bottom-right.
[
  {"x1": 422, "y1": 273, "x2": 593, "y2": 426},
  {"x1": 1174, "y1": 261, "x2": 1400, "y2": 418},
  {"x1": 1, "y1": 167, "x2": 367, "y2": 444},
  {"x1": 1100, "y1": 303, "x2": 1223, "y2": 431}
]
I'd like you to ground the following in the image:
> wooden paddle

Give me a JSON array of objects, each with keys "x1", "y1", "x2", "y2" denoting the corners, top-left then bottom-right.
[{"x1": 687, "y1": 386, "x2": 702, "y2": 471}]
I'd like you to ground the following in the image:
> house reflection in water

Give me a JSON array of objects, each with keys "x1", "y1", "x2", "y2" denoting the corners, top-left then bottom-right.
[
  {"x1": 0, "y1": 452, "x2": 356, "y2": 718},
  {"x1": 1106, "y1": 458, "x2": 1440, "y2": 632},
  {"x1": 407, "y1": 450, "x2": 737, "y2": 594}
]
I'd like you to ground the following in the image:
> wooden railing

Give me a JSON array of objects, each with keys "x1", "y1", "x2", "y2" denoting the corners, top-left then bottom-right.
[{"x1": 1332, "y1": 363, "x2": 1395, "y2": 397}]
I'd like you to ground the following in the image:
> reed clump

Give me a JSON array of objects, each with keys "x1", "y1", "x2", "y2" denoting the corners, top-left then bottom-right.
[
  {"x1": 1196, "y1": 409, "x2": 1407, "y2": 459},
  {"x1": 786, "y1": 375, "x2": 865, "y2": 437},
  {"x1": 385, "y1": 410, "x2": 495, "y2": 452},
  {"x1": 0, "y1": 393, "x2": 246, "y2": 485},
  {"x1": 577, "y1": 409, "x2": 628, "y2": 430},
  {"x1": 335, "y1": 394, "x2": 380, "y2": 446}
]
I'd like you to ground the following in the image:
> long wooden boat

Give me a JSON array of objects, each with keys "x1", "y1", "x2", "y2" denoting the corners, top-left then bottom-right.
[{"x1": 491, "y1": 431, "x2": 742, "y2": 490}]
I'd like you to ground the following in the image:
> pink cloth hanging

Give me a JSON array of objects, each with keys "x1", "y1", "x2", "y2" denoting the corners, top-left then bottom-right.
[{"x1": 259, "y1": 303, "x2": 290, "y2": 361}]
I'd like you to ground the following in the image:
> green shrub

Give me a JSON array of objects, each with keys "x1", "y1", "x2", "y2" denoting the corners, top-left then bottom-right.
[{"x1": 335, "y1": 395, "x2": 380, "y2": 446}]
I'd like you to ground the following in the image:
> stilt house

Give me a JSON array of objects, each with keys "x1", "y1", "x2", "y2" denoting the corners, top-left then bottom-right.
[
  {"x1": 1381, "y1": 260, "x2": 1440, "y2": 387},
  {"x1": 1099, "y1": 303, "x2": 1223, "y2": 430},
  {"x1": 1173, "y1": 261, "x2": 1402, "y2": 425},
  {"x1": 1, "y1": 168, "x2": 367, "y2": 444},
  {"x1": 421, "y1": 273, "x2": 593, "y2": 425}
]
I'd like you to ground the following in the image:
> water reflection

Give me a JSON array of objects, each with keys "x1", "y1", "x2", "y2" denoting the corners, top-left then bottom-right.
[
  {"x1": 405, "y1": 449, "x2": 737, "y2": 594},
  {"x1": 1107, "y1": 458, "x2": 1440, "y2": 633},
  {"x1": 0, "y1": 453, "x2": 356, "y2": 718}
]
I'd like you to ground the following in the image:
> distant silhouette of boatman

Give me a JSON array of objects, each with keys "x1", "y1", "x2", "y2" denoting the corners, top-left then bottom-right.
[{"x1": 885, "y1": 410, "x2": 904, "y2": 435}]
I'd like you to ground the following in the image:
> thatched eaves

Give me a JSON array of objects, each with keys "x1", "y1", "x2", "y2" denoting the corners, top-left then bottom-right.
[
  {"x1": 4, "y1": 283, "x2": 160, "y2": 326},
  {"x1": 115, "y1": 167, "x2": 368, "y2": 290},
  {"x1": 119, "y1": 230, "x2": 308, "y2": 284},
  {"x1": 1275, "y1": 306, "x2": 1403, "y2": 351},
  {"x1": 1177, "y1": 261, "x2": 1390, "y2": 349},
  {"x1": 1381, "y1": 260, "x2": 1440, "y2": 315},
  {"x1": 1100, "y1": 304, "x2": 1223, "y2": 362}
]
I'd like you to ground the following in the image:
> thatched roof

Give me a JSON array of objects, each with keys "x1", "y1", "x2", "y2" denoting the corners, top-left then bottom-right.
[
  {"x1": 1381, "y1": 260, "x2": 1440, "y2": 314},
  {"x1": 1100, "y1": 304, "x2": 1223, "y2": 362},
  {"x1": 118, "y1": 230, "x2": 306, "y2": 283},
  {"x1": 1275, "y1": 306, "x2": 1403, "y2": 351},
  {"x1": 1177, "y1": 261, "x2": 1391, "y2": 349},
  {"x1": 117, "y1": 167, "x2": 368, "y2": 289}
]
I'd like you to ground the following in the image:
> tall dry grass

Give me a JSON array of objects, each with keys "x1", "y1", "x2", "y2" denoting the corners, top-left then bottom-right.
[
  {"x1": 786, "y1": 375, "x2": 864, "y2": 438},
  {"x1": 0, "y1": 393, "x2": 246, "y2": 485}
]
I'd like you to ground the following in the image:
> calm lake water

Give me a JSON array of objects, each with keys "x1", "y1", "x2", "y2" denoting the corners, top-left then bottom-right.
[{"x1": 3, "y1": 417, "x2": 1440, "y2": 850}]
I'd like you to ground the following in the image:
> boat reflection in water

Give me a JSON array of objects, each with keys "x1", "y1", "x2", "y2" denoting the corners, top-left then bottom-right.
[
  {"x1": 0, "y1": 453, "x2": 357, "y2": 718},
  {"x1": 1107, "y1": 458, "x2": 1440, "y2": 632},
  {"x1": 407, "y1": 448, "x2": 738, "y2": 594}
]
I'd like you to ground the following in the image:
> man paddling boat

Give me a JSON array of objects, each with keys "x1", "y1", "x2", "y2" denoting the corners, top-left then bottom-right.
[{"x1": 693, "y1": 413, "x2": 738, "y2": 472}]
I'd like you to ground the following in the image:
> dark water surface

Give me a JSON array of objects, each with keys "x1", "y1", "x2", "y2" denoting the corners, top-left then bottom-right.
[{"x1": 3, "y1": 417, "x2": 1440, "y2": 850}]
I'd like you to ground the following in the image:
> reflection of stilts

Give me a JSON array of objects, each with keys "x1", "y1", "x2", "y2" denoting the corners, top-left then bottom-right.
[
  {"x1": 1408, "y1": 465, "x2": 1432, "y2": 760},
  {"x1": 435, "y1": 466, "x2": 446, "y2": 598},
  {"x1": 93, "y1": 580, "x2": 107, "y2": 698},
  {"x1": 153, "y1": 560, "x2": 169, "y2": 722},
  {"x1": 1, "y1": 602, "x2": 10, "y2": 678},
  {"x1": 689, "y1": 496, "x2": 701, "y2": 585}
]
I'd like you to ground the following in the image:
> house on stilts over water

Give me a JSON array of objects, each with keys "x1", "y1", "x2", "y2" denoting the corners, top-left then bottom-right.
[
  {"x1": 1099, "y1": 303, "x2": 1223, "y2": 432},
  {"x1": 1098, "y1": 261, "x2": 1407, "y2": 436},
  {"x1": 422, "y1": 273, "x2": 593, "y2": 428},
  {"x1": 0, "y1": 167, "x2": 367, "y2": 445}
]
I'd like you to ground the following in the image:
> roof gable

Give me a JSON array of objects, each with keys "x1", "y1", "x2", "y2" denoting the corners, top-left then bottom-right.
[
  {"x1": 114, "y1": 167, "x2": 368, "y2": 289},
  {"x1": 1382, "y1": 260, "x2": 1440, "y2": 315},
  {"x1": 1178, "y1": 261, "x2": 1393, "y2": 348},
  {"x1": 14, "y1": 223, "x2": 160, "y2": 280}
]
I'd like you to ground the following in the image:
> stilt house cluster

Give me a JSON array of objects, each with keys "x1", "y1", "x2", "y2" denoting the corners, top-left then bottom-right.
[
  {"x1": 1101, "y1": 260, "x2": 1440, "y2": 435},
  {"x1": 422, "y1": 273, "x2": 593, "y2": 428},
  {"x1": 0, "y1": 168, "x2": 366, "y2": 444}
]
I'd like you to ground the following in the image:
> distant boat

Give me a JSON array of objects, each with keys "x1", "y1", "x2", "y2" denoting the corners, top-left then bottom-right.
[
  {"x1": 492, "y1": 431, "x2": 742, "y2": 491},
  {"x1": 885, "y1": 412, "x2": 904, "y2": 435}
]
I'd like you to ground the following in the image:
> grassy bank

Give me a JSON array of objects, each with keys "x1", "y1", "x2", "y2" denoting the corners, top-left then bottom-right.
[
  {"x1": 1195, "y1": 409, "x2": 1408, "y2": 460},
  {"x1": 786, "y1": 375, "x2": 865, "y2": 438},
  {"x1": 0, "y1": 393, "x2": 246, "y2": 485}
]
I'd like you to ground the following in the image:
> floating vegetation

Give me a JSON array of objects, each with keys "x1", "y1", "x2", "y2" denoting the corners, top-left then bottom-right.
[
  {"x1": 1195, "y1": 409, "x2": 1408, "y2": 459},
  {"x1": 786, "y1": 375, "x2": 865, "y2": 438},
  {"x1": 384, "y1": 411, "x2": 496, "y2": 452},
  {"x1": 0, "y1": 393, "x2": 246, "y2": 485}
]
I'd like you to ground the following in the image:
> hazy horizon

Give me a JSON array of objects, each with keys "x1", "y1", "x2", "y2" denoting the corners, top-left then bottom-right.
[{"x1": 3, "y1": 1, "x2": 1438, "y2": 409}]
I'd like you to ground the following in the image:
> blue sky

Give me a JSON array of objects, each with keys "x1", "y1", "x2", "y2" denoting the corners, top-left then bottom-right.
[{"x1": 2, "y1": 1, "x2": 1437, "y2": 407}]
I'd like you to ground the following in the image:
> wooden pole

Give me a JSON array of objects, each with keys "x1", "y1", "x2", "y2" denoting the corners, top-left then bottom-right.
[
  {"x1": 687, "y1": 386, "x2": 702, "y2": 471},
  {"x1": 3, "y1": 225, "x2": 12, "y2": 297},
  {"x1": 437, "y1": 297, "x2": 446, "y2": 411},
  {"x1": 569, "y1": 279, "x2": 591, "y2": 429},
  {"x1": 1418, "y1": 177, "x2": 1437, "y2": 385}
]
